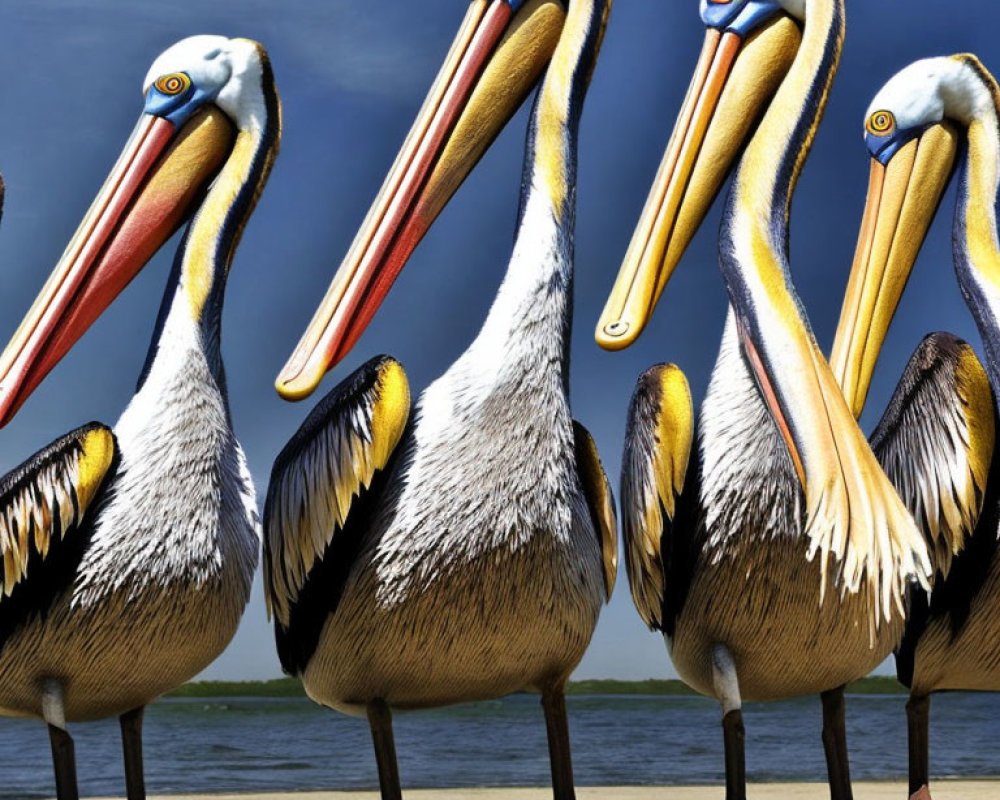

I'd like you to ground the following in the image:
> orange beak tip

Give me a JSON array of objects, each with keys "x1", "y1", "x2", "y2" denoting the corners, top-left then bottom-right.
[
  {"x1": 275, "y1": 382, "x2": 311, "y2": 403},
  {"x1": 274, "y1": 375, "x2": 313, "y2": 403},
  {"x1": 274, "y1": 362, "x2": 327, "y2": 403}
]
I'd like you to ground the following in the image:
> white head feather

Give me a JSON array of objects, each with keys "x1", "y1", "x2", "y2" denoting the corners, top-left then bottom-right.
[
  {"x1": 143, "y1": 35, "x2": 267, "y2": 130},
  {"x1": 866, "y1": 56, "x2": 994, "y2": 131}
]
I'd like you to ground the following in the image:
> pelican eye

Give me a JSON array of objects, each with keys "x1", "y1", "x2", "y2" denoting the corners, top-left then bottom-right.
[
  {"x1": 154, "y1": 73, "x2": 191, "y2": 96},
  {"x1": 866, "y1": 110, "x2": 895, "y2": 137}
]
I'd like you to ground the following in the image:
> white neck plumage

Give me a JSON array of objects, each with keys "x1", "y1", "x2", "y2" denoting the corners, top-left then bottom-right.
[{"x1": 455, "y1": 0, "x2": 607, "y2": 396}]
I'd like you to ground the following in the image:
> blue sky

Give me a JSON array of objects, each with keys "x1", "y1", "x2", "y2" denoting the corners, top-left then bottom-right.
[{"x1": 0, "y1": 2, "x2": 996, "y2": 682}]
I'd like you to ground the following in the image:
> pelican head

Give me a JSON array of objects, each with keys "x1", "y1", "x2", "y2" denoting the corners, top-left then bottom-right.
[
  {"x1": 275, "y1": 0, "x2": 577, "y2": 401},
  {"x1": 596, "y1": 0, "x2": 809, "y2": 348},
  {"x1": 0, "y1": 36, "x2": 277, "y2": 427},
  {"x1": 830, "y1": 56, "x2": 997, "y2": 417}
]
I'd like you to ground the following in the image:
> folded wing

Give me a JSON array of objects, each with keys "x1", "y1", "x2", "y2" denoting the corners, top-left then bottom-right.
[
  {"x1": 870, "y1": 332, "x2": 995, "y2": 578},
  {"x1": 263, "y1": 356, "x2": 411, "y2": 671},
  {"x1": 0, "y1": 422, "x2": 117, "y2": 647},
  {"x1": 620, "y1": 364, "x2": 693, "y2": 631}
]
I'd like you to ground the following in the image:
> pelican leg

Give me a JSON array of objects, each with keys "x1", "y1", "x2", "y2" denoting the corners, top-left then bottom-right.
[
  {"x1": 722, "y1": 710, "x2": 746, "y2": 800},
  {"x1": 120, "y1": 706, "x2": 146, "y2": 800},
  {"x1": 541, "y1": 682, "x2": 576, "y2": 800},
  {"x1": 366, "y1": 699, "x2": 402, "y2": 800},
  {"x1": 820, "y1": 685, "x2": 853, "y2": 800},
  {"x1": 42, "y1": 680, "x2": 78, "y2": 800},
  {"x1": 712, "y1": 644, "x2": 745, "y2": 800},
  {"x1": 47, "y1": 725, "x2": 79, "y2": 800},
  {"x1": 907, "y1": 694, "x2": 931, "y2": 799}
]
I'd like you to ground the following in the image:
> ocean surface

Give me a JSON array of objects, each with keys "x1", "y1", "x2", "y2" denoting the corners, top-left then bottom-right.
[{"x1": 2, "y1": 692, "x2": 999, "y2": 797}]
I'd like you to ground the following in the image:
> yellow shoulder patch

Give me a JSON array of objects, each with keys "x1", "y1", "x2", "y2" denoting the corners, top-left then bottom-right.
[
  {"x1": 76, "y1": 427, "x2": 117, "y2": 512},
  {"x1": 371, "y1": 360, "x2": 412, "y2": 468},
  {"x1": 652, "y1": 365, "x2": 694, "y2": 521}
]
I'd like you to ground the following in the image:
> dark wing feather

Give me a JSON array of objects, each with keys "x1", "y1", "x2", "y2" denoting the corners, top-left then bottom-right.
[
  {"x1": 870, "y1": 332, "x2": 994, "y2": 577},
  {"x1": 572, "y1": 421, "x2": 617, "y2": 601},
  {"x1": 620, "y1": 364, "x2": 693, "y2": 631},
  {"x1": 0, "y1": 422, "x2": 117, "y2": 647},
  {"x1": 263, "y1": 356, "x2": 411, "y2": 671}
]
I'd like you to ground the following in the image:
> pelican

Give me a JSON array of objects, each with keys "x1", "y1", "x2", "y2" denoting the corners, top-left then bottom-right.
[
  {"x1": 0, "y1": 36, "x2": 279, "y2": 800},
  {"x1": 595, "y1": 1, "x2": 931, "y2": 797},
  {"x1": 262, "y1": 1, "x2": 615, "y2": 798},
  {"x1": 829, "y1": 55, "x2": 1000, "y2": 800}
]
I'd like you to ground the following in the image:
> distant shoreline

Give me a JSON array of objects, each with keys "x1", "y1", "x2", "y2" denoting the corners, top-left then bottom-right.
[
  {"x1": 166, "y1": 675, "x2": 907, "y2": 699},
  {"x1": 89, "y1": 782, "x2": 1000, "y2": 800}
]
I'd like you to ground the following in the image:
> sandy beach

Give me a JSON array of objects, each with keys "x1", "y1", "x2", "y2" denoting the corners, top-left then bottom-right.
[{"x1": 91, "y1": 783, "x2": 997, "y2": 800}]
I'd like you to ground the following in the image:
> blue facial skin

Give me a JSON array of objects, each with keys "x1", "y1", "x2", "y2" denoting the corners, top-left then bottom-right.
[
  {"x1": 143, "y1": 75, "x2": 218, "y2": 127},
  {"x1": 701, "y1": 0, "x2": 785, "y2": 37},
  {"x1": 866, "y1": 126, "x2": 925, "y2": 166}
]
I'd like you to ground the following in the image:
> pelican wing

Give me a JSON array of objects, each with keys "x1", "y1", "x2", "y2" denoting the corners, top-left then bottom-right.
[
  {"x1": 620, "y1": 364, "x2": 693, "y2": 631},
  {"x1": 870, "y1": 333, "x2": 995, "y2": 577},
  {"x1": 0, "y1": 423, "x2": 117, "y2": 638},
  {"x1": 572, "y1": 421, "x2": 618, "y2": 600},
  {"x1": 263, "y1": 356, "x2": 411, "y2": 631}
]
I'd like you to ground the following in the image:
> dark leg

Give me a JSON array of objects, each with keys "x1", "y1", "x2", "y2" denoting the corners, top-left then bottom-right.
[
  {"x1": 712, "y1": 644, "x2": 745, "y2": 800},
  {"x1": 120, "y1": 706, "x2": 146, "y2": 800},
  {"x1": 821, "y1": 686, "x2": 853, "y2": 800},
  {"x1": 722, "y1": 709, "x2": 747, "y2": 800},
  {"x1": 47, "y1": 725, "x2": 79, "y2": 800},
  {"x1": 541, "y1": 683, "x2": 576, "y2": 800},
  {"x1": 907, "y1": 694, "x2": 931, "y2": 799},
  {"x1": 366, "y1": 699, "x2": 402, "y2": 800}
]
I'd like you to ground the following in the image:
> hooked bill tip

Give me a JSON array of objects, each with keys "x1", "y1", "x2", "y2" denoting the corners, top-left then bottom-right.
[
  {"x1": 275, "y1": 376, "x2": 313, "y2": 403},
  {"x1": 275, "y1": 352, "x2": 334, "y2": 402},
  {"x1": 595, "y1": 317, "x2": 642, "y2": 352}
]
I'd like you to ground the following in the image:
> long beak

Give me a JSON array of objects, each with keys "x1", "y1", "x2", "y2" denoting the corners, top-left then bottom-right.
[
  {"x1": 830, "y1": 123, "x2": 959, "y2": 418},
  {"x1": 0, "y1": 107, "x2": 235, "y2": 427},
  {"x1": 596, "y1": 15, "x2": 802, "y2": 350},
  {"x1": 276, "y1": 0, "x2": 566, "y2": 400}
]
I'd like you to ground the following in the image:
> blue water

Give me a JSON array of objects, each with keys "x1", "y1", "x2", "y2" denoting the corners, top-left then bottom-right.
[{"x1": 2, "y1": 692, "x2": 999, "y2": 798}]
